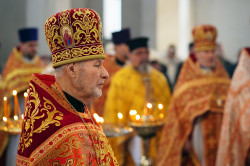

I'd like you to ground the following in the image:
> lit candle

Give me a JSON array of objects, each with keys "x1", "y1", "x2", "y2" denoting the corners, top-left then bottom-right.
[
  {"x1": 93, "y1": 113, "x2": 104, "y2": 125},
  {"x1": 147, "y1": 103, "x2": 152, "y2": 109},
  {"x1": 93, "y1": 113, "x2": 99, "y2": 120},
  {"x1": 158, "y1": 104, "x2": 165, "y2": 119},
  {"x1": 13, "y1": 90, "x2": 21, "y2": 121},
  {"x1": 3, "y1": 97, "x2": 7, "y2": 117},
  {"x1": 118, "y1": 112, "x2": 123, "y2": 119},
  {"x1": 3, "y1": 116, "x2": 7, "y2": 122},
  {"x1": 158, "y1": 104, "x2": 163, "y2": 110},
  {"x1": 14, "y1": 115, "x2": 18, "y2": 121},
  {"x1": 135, "y1": 114, "x2": 140, "y2": 121},
  {"x1": 147, "y1": 102, "x2": 153, "y2": 115},
  {"x1": 117, "y1": 112, "x2": 123, "y2": 126},
  {"x1": 129, "y1": 110, "x2": 137, "y2": 122},
  {"x1": 99, "y1": 117, "x2": 104, "y2": 124},
  {"x1": 24, "y1": 92, "x2": 28, "y2": 111},
  {"x1": 13, "y1": 90, "x2": 18, "y2": 117},
  {"x1": 93, "y1": 113, "x2": 100, "y2": 123}
]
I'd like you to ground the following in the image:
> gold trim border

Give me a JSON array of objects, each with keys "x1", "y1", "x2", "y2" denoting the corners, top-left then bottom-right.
[
  {"x1": 53, "y1": 54, "x2": 106, "y2": 68},
  {"x1": 174, "y1": 77, "x2": 230, "y2": 99}
]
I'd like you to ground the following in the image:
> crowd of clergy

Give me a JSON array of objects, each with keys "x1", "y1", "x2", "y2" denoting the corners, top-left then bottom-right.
[{"x1": 0, "y1": 8, "x2": 249, "y2": 166}]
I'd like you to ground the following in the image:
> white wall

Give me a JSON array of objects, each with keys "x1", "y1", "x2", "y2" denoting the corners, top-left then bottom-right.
[
  {"x1": 26, "y1": 0, "x2": 72, "y2": 56},
  {"x1": 122, "y1": 0, "x2": 141, "y2": 39},
  {"x1": 194, "y1": 0, "x2": 250, "y2": 63},
  {"x1": 156, "y1": 0, "x2": 179, "y2": 52},
  {"x1": 140, "y1": 0, "x2": 157, "y2": 48},
  {"x1": 0, "y1": 0, "x2": 26, "y2": 71},
  {"x1": 1, "y1": 0, "x2": 249, "y2": 72}
]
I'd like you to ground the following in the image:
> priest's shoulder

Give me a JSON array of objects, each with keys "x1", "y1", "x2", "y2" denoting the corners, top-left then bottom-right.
[
  {"x1": 112, "y1": 65, "x2": 134, "y2": 78},
  {"x1": 151, "y1": 67, "x2": 168, "y2": 82}
]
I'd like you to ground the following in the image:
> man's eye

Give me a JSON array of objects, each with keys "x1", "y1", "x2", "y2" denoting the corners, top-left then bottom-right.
[{"x1": 95, "y1": 64, "x2": 101, "y2": 67}]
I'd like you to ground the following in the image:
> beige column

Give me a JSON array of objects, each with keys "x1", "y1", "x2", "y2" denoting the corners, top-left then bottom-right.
[
  {"x1": 156, "y1": 0, "x2": 178, "y2": 52},
  {"x1": 178, "y1": 0, "x2": 193, "y2": 60},
  {"x1": 156, "y1": 0, "x2": 194, "y2": 60}
]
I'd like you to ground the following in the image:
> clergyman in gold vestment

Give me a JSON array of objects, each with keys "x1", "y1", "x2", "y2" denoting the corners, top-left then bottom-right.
[{"x1": 157, "y1": 25, "x2": 231, "y2": 166}]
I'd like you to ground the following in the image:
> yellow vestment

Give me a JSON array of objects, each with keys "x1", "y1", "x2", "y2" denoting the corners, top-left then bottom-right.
[
  {"x1": 104, "y1": 65, "x2": 171, "y2": 125},
  {"x1": 104, "y1": 65, "x2": 171, "y2": 165}
]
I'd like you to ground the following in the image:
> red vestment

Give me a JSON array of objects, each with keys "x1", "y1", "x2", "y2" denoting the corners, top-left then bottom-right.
[
  {"x1": 216, "y1": 48, "x2": 250, "y2": 166},
  {"x1": 16, "y1": 73, "x2": 118, "y2": 165},
  {"x1": 157, "y1": 56, "x2": 230, "y2": 166}
]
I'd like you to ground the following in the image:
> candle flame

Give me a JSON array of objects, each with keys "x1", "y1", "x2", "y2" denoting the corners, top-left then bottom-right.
[
  {"x1": 14, "y1": 115, "x2": 18, "y2": 120},
  {"x1": 129, "y1": 110, "x2": 137, "y2": 116},
  {"x1": 93, "y1": 113, "x2": 104, "y2": 123},
  {"x1": 118, "y1": 112, "x2": 123, "y2": 119},
  {"x1": 135, "y1": 114, "x2": 140, "y2": 120},
  {"x1": 3, "y1": 117, "x2": 7, "y2": 122},
  {"x1": 99, "y1": 117, "x2": 104, "y2": 123},
  {"x1": 3, "y1": 97, "x2": 7, "y2": 101},
  {"x1": 158, "y1": 104, "x2": 163, "y2": 110},
  {"x1": 22, "y1": 114, "x2": 24, "y2": 119},
  {"x1": 13, "y1": 90, "x2": 17, "y2": 96},
  {"x1": 147, "y1": 103, "x2": 152, "y2": 109},
  {"x1": 24, "y1": 92, "x2": 28, "y2": 98},
  {"x1": 93, "y1": 113, "x2": 99, "y2": 120},
  {"x1": 159, "y1": 113, "x2": 164, "y2": 119}
]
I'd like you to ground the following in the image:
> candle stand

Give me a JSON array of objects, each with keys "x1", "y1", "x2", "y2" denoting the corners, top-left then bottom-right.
[{"x1": 130, "y1": 116, "x2": 164, "y2": 166}]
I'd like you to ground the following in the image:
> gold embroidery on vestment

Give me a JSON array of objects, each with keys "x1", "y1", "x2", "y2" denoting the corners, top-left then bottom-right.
[{"x1": 18, "y1": 83, "x2": 63, "y2": 152}]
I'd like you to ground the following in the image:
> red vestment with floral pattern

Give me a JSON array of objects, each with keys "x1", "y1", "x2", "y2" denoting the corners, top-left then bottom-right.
[
  {"x1": 16, "y1": 73, "x2": 118, "y2": 166},
  {"x1": 157, "y1": 56, "x2": 230, "y2": 166}
]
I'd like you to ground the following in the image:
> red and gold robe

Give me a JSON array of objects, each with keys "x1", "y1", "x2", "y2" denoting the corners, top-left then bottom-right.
[
  {"x1": 16, "y1": 73, "x2": 118, "y2": 166},
  {"x1": 92, "y1": 55, "x2": 122, "y2": 117},
  {"x1": 0, "y1": 47, "x2": 45, "y2": 158},
  {"x1": 157, "y1": 55, "x2": 230, "y2": 166},
  {"x1": 216, "y1": 48, "x2": 250, "y2": 166}
]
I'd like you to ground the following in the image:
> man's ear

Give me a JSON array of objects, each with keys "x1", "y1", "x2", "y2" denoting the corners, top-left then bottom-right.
[{"x1": 65, "y1": 63, "x2": 77, "y2": 78}]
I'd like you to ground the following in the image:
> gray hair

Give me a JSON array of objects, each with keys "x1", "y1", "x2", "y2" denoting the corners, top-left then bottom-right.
[
  {"x1": 55, "y1": 65, "x2": 65, "y2": 78},
  {"x1": 54, "y1": 61, "x2": 85, "y2": 78}
]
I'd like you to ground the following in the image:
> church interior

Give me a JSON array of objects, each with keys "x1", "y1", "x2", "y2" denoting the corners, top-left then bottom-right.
[{"x1": 0, "y1": 0, "x2": 249, "y2": 166}]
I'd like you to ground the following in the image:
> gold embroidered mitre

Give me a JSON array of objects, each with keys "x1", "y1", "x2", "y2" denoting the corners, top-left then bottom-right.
[
  {"x1": 192, "y1": 24, "x2": 217, "y2": 51},
  {"x1": 44, "y1": 8, "x2": 105, "y2": 68}
]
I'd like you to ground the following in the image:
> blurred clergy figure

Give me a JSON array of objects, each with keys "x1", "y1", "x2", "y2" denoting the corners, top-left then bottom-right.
[
  {"x1": 0, "y1": 27, "x2": 45, "y2": 166},
  {"x1": 216, "y1": 48, "x2": 250, "y2": 166},
  {"x1": 92, "y1": 28, "x2": 130, "y2": 117},
  {"x1": 104, "y1": 37, "x2": 171, "y2": 165},
  {"x1": 0, "y1": 28, "x2": 45, "y2": 100},
  {"x1": 157, "y1": 25, "x2": 231, "y2": 166}
]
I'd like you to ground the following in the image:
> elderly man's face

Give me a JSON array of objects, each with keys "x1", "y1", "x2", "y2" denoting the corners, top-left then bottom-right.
[
  {"x1": 129, "y1": 47, "x2": 149, "y2": 72},
  {"x1": 196, "y1": 49, "x2": 217, "y2": 68},
  {"x1": 73, "y1": 59, "x2": 109, "y2": 99},
  {"x1": 20, "y1": 40, "x2": 38, "y2": 60}
]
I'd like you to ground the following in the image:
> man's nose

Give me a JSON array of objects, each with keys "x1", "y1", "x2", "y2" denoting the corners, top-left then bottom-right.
[{"x1": 102, "y1": 67, "x2": 109, "y2": 79}]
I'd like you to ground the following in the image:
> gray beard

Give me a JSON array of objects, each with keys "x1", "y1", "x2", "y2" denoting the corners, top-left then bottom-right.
[{"x1": 137, "y1": 64, "x2": 150, "y2": 74}]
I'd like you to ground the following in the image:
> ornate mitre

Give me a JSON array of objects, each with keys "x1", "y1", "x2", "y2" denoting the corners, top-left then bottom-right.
[
  {"x1": 192, "y1": 24, "x2": 217, "y2": 51},
  {"x1": 44, "y1": 8, "x2": 105, "y2": 68}
]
